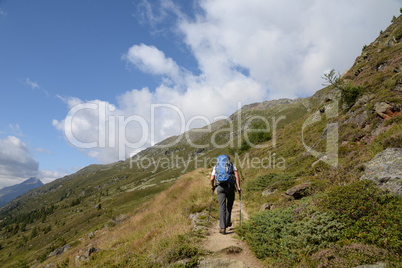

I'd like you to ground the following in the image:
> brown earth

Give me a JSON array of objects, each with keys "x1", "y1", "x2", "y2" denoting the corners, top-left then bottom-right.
[{"x1": 201, "y1": 200, "x2": 265, "y2": 268}]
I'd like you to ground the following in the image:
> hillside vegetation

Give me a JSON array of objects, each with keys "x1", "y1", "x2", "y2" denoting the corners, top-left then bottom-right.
[{"x1": 0, "y1": 13, "x2": 401, "y2": 268}]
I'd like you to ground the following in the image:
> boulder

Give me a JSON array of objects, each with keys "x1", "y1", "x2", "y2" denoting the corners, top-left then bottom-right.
[
  {"x1": 360, "y1": 148, "x2": 402, "y2": 196},
  {"x1": 262, "y1": 188, "x2": 276, "y2": 196},
  {"x1": 285, "y1": 182, "x2": 312, "y2": 199},
  {"x1": 260, "y1": 203, "x2": 273, "y2": 211}
]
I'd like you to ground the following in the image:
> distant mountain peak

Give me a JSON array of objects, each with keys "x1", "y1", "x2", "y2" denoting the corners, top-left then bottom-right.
[
  {"x1": 0, "y1": 177, "x2": 44, "y2": 208},
  {"x1": 24, "y1": 177, "x2": 43, "y2": 185}
]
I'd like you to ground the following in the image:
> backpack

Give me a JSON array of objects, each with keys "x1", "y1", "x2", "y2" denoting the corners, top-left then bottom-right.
[{"x1": 215, "y1": 155, "x2": 235, "y2": 185}]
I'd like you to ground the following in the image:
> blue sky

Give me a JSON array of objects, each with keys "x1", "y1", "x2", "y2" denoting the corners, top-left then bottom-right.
[{"x1": 0, "y1": 0, "x2": 400, "y2": 188}]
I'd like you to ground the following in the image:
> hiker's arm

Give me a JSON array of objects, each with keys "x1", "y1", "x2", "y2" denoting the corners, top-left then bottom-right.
[
  {"x1": 210, "y1": 175, "x2": 216, "y2": 191},
  {"x1": 234, "y1": 170, "x2": 242, "y2": 195}
]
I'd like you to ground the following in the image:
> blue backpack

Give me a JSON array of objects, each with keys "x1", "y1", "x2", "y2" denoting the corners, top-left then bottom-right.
[{"x1": 215, "y1": 155, "x2": 235, "y2": 185}]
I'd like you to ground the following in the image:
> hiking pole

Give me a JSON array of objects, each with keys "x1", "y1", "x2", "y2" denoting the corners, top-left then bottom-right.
[
  {"x1": 207, "y1": 189, "x2": 214, "y2": 230},
  {"x1": 239, "y1": 192, "x2": 242, "y2": 227}
]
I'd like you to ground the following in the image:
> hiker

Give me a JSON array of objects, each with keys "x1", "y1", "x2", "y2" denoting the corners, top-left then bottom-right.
[{"x1": 210, "y1": 155, "x2": 242, "y2": 234}]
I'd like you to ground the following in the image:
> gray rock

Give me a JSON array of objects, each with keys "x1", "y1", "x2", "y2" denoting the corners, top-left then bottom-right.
[
  {"x1": 345, "y1": 107, "x2": 368, "y2": 127},
  {"x1": 374, "y1": 102, "x2": 393, "y2": 119},
  {"x1": 199, "y1": 258, "x2": 248, "y2": 268},
  {"x1": 260, "y1": 203, "x2": 273, "y2": 211},
  {"x1": 75, "y1": 246, "x2": 100, "y2": 265},
  {"x1": 188, "y1": 211, "x2": 207, "y2": 231},
  {"x1": 393, "y1": 78, "x2": 402, "y2": 93},
  {"x1": 262, "y1": 188, "x2": 276, "y2": 196},
  {"x1": 48, "y1": 244, "x2": 71, "y2": 257},
  {"x1": 360, "y1": 148, "x2": 402, "y2": 196},
  {"x1": 285, "y1": 182, "x2": 312, "y2": 199}
]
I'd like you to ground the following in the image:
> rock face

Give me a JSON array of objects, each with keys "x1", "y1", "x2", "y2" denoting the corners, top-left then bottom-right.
[{"x1": 360, "y1": 148, "x2": 402, "y2": 196}]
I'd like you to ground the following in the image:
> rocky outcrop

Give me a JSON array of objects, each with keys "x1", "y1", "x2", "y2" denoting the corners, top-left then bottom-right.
[
  {"x1": 360, "y1": 148, "x2": 402, "y2": 196},
  {"x1": 48, "y1": 244, "x2": 71, "y2": 257},
  {"x1": 285, "y1": 182, "x2": 312, "y2": 199},
  {"x1": 75, "y1": 246, "x2": 100, "y2": 265},
  {"x1": 374, "y1": 102, "x2": 401, "y2": 120},
  {"x1": 383, "y1": 36, "x2": 397, "y2": 48}
]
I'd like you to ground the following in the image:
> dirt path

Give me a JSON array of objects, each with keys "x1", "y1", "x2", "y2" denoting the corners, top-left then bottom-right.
[{"x1": 200, "y1": 200, "x2": 265, "y2": 268}]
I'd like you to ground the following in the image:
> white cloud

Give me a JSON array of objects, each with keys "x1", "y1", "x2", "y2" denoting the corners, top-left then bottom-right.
[
  {"x1": 0, "y1": 136, "x2": 39, "y2": 188},
  {"x1": 178, "y1": 0, "x2": 400, "y2": 99},
  {"x1": 54, "y1": 0, "x2": 401, "y2": 164},
  {"x1": 25, "y1": 77, "x2": 50, "y2": 96},
  {"x1": 39, "y1": 169, "x2": 67, "y2": 184},
  {"x1": 26, "y1": 78, "x2": 39, "y2": 89},
  {"x1": 125, "y1": 44, "x2": 181, "y2": 79}
]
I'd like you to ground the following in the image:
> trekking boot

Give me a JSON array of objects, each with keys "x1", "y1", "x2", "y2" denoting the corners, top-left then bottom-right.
[
  {"x1": 226, "y1": 222, "x2": 232, "y2": 228},
  {"x1": 219, "y1": 228, "x2": 226, "y2": 235}
]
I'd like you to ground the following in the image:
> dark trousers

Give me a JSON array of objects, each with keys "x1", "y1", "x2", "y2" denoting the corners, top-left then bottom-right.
[{"x1": 217, "y1": 184, "x2": 235, "y2": 229}]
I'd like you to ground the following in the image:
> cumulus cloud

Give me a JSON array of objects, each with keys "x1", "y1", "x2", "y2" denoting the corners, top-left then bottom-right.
[
  {"x1": 54, "y1": 0, "x2": 400, "y2": 163},
  {"x1": 125, "y1": 44, "x2": 181, "y2": 78},
  {"x1": 0, "y1": 136, "x2": 39, "y2": 188},
  {"x1": 178, "y1": 0, "x2": 400, "y2": 99}
]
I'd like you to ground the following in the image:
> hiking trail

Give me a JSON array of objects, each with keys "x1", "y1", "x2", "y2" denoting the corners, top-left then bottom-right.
[{"x1": 200, "y1": 200, "x2": 265, "y2": 268}]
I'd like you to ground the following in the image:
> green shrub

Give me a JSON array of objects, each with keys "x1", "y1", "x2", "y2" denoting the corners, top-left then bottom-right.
[
  {"x1": 239, "y1": 120, "x2": 272, "y2": 153},
  {"x1": 320, "y1": 180, "x2": 402, "y2": 251},
  {"x1": 238, "y1": 207, "x2": 343, "y2": 263},
  {"x1": 166, "y1": 244, "x2": 200, "y2": 267},
  {"x1": 238, "y1": 139, "x2": 251, "y2": 154},
  {"x1": 340, "y1": 84, "x2": 364, "y2": 108}
]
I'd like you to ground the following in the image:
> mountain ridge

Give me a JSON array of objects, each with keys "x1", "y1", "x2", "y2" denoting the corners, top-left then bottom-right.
[{"x1": 0, "y1": 177, "x2": 43, "y2": 208}]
